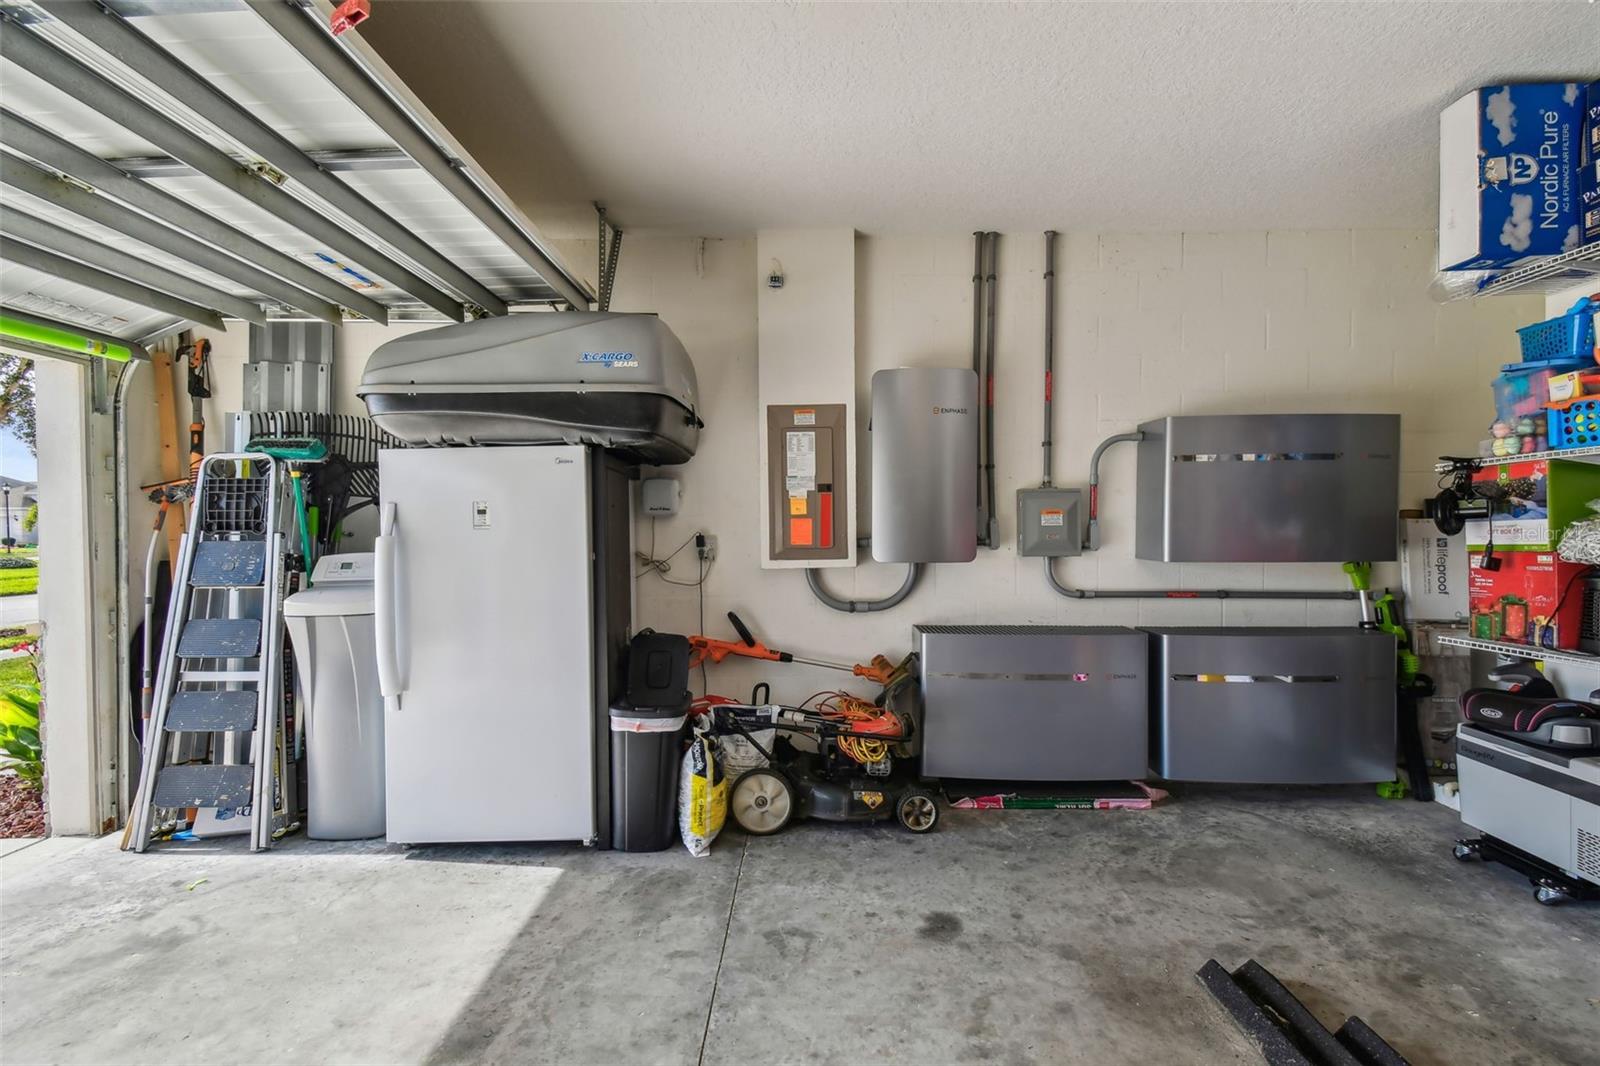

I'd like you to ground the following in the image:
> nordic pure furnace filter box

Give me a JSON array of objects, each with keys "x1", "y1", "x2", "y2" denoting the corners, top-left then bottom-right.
[{"x1": 1439, "y1": 83, "x2": 1584, "y2": 272}]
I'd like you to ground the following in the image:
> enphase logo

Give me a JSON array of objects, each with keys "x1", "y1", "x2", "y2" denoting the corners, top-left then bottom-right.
[{"x1": 932, "y1": 406, "x2": 969, "y2": 415}]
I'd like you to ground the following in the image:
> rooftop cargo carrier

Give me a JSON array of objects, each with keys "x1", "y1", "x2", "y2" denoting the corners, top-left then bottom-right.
[{"x1": 357, "y1": 312, "x2": 701, "y2": 464}]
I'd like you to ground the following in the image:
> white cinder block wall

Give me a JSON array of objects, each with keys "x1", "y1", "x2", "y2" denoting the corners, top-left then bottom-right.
[
  {"x1": 120, "y1": 231, "x2": 1545, "y2": 706},
  {"x1": 572, "y1": 230, "x2": 1543, "y2": 702}
]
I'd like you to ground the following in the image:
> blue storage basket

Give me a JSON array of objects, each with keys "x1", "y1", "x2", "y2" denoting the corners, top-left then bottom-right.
[
  {"x1": 1548, "y1": 398, "x2": 1600, "y2": 451},
  {"x1": 1517, "y1": 298, "x2": 1596, "y2": 365}
]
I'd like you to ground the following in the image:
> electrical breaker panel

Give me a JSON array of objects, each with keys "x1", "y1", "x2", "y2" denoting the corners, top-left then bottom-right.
[{"x1": 766, "y1": 403, "x2": 849, "y2": 562}]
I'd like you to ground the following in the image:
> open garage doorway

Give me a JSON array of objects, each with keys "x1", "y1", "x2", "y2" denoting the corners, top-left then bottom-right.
[
  {"x1": 0, "y1": 349, "x2": 130, "y2": 840},
  {"x1": 0, "y1": 354, "x2": 42, "y2": 838}
]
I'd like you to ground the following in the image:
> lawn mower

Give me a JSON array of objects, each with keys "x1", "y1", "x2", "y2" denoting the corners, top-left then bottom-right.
[{"x1": 708, "y1": 691, "x2": 938, "y2": 836}]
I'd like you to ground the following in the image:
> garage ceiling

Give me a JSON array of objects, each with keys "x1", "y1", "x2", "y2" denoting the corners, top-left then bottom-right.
[
  {"x1": 359, "y1": 0, "x2": 1600, "y2": 237},
  {"x1": 0, "y1": 0, "x2": 589, "y2": 346}
]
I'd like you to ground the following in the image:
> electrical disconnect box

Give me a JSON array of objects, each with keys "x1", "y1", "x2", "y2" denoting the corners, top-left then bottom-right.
[
  {"x1": 767, "y1": 403, "x2": 849, "y2": 562},
  {"x1": 870, "y1": 368, "x2": 977, "y2": 563},
  {"x1": 1017, "y1": 487, "x2": 1083, "y2": 557}
]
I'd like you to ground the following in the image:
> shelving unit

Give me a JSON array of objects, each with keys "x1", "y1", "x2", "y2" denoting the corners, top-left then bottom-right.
[
  {"x1": 1434, "y1": 443, "x2": 1600, "y2": 473},
  {"x1": 1434, "y1": 633, "x2": 1600, "y2": 667},
  {"x1": 1438, "y1": 241, "x2": 1600, "y2": 301}
]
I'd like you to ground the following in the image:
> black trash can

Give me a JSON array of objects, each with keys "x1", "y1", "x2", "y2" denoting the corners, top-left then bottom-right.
[{"x1": 610, "y1": 701, "x2": 689, "y2": 852}]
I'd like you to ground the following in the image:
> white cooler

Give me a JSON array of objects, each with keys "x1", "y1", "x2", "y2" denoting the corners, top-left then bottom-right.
[{"x1": 285, "y1": 554, "x2": 384, "y2": 840}]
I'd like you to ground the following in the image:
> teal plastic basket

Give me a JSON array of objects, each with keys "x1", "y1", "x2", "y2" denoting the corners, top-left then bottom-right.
[
  {"x1": 1548, "y1": 399, "x2": 1600, "y2": 450},
  {"x1": 1518, "y1": 298, "x2": 1596, "y2": 365}
]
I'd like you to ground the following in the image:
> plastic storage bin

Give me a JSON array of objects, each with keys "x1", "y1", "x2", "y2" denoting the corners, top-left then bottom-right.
[
  {"x1": 1517, "y1": 298, "x2": 1597, "y2": 365},
  {"x1": 1548, "y1": 398, "x2": 1600, "y2": 450},
  {"x1": 1493, "y1": 366, "x2": 1562, "y2": 422}
]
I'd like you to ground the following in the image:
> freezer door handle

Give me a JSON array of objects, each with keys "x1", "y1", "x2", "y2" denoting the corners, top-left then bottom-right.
[{"x1": 375, "y1": 502, "x2": 405, "y2": 702}]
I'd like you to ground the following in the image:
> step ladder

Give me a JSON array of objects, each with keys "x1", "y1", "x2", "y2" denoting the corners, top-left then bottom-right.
[{"x1": 130, "y1": 453, "x2": 295, "y2": 852}]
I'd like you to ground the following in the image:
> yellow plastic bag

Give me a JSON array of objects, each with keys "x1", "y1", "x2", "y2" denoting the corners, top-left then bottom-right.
[{"x1": 679, "y1": 732, "x2": 727, "y2": 856}]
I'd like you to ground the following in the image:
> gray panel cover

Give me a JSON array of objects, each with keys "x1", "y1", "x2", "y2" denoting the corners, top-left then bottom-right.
[
  {"x1": 1134, "y1": 414, "x2": 1400, "y2": 562},
  {"x1": 1149, "y1": 627, "x2": 1395, "y2": 783},
  {"x1": 871, "y1": 368, "x2": 978, "y2": 563},
  {"x1": 918, "y1": 625, "x2": 1148, "y2": 780}
]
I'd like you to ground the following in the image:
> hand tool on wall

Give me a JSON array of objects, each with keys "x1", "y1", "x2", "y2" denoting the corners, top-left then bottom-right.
[
  {"x1": 688, "y1": 611, "x2": 903, "y2": 685},
  {"x1": 180, "y1": 337, "x2": 212, "y2": 482}
]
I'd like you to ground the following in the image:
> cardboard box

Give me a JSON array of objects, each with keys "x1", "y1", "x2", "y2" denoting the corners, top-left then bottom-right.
[
  {"x1": 1581, "y1": 80, "x2": 1600, "y2": 244},
  {"x1": 1463, "y1": 457, "x2": 1600, "y2": 551},
  {"x1": 1468, "y1": 550, "x2": 1588, "y2": 649},
  {"x1": 1588, "y1": 80, "x2": 1600, "y2": 164},
  {"x1": 1400, "y1": 519, "x2": 1468, "y2": 620},
  {"x1": 1582, "y1": 158, "x2": 1600, "y2": 246},
  {"x1": 1439, "y1": 83, "x2": 1585, "y2": 271}
]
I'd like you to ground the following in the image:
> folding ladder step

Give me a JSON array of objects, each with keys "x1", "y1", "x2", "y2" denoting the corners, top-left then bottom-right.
[
  {"x1": 165, "y1": 690, "x2": 259, "y2": 733},
  {"x1": 190, "y1": 540, "x2": 267, "y2": 587},
  {"x1": 152, "y1": 764, "x2": 254, "y2": 809},
  {"x1": 177, "y1": 618, "x2": 262, "y2": 659}
]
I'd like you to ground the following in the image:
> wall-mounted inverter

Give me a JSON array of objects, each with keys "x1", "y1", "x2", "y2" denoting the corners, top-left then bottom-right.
[
  {"x1": 1134, "y1": 414, "x2": 1400, "y2": 562},
  {"x1": 870, "y1": 368, "x2": 978, "y2": 563}
]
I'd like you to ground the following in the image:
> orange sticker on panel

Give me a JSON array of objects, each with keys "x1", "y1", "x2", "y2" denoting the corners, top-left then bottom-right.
[
  {"x1": 789, "y1": 517, "x2": 814, "y2": 546},
  {"x1": 789, "y1": 496, "x2": 808, "y2": 516}
]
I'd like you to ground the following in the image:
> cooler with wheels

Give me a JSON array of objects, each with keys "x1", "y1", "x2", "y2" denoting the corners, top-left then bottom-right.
[{"x1": 284, "y1": 553, "x2": 385, "y2": 840}]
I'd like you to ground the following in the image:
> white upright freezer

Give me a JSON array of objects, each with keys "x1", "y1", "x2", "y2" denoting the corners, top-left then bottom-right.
[{"x1": 375, "y1": 445, "x2": 603, "y2": 844}]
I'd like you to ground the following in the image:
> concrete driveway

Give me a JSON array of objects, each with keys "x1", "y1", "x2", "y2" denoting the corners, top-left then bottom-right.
[{"x1": 0, "y1": 594, "x2": 38, "y2": 627}]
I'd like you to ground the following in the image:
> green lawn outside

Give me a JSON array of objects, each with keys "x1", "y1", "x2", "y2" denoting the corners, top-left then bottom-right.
[
  {"x1": 0, "y1": 569, "x2": 37, "y2": 597},
  {"x1": 0, "y1": 655, "x2": 36, "y2": 692}
]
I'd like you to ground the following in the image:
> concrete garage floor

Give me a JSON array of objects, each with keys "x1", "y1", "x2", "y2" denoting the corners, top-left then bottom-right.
[{"x1": 2, "y1": 787, "x2": 1596, "y2": 1065}]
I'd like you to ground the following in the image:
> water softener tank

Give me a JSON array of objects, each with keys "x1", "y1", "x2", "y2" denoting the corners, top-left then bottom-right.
[{"x1": 870, "y1": 368, "x2": 978, "y2": 563}]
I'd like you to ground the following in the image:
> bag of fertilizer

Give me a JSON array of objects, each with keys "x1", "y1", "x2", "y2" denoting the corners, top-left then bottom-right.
[
  {"x1": 679, "y1": 731, "x2": 727, "y2": 857},
  {"x1": 719, "y1": 705, "x2": 777, "y2": 778}
]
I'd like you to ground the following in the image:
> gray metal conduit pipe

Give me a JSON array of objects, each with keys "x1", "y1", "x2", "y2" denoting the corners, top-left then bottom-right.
[{"x1": 806, "y1": 562, "x2": 924, "y2": 613}]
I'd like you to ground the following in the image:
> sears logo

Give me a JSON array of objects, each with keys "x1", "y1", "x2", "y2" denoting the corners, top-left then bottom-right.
[
  {"x1": 580, "y1": 351, "x2": 639, "y2": 368},
  {"x1": 1478, "y1": 707, "x2": 1504, "y2": 719},
  {"x1": 932, "y1": 406, "x2": 969, "y2": 415}
]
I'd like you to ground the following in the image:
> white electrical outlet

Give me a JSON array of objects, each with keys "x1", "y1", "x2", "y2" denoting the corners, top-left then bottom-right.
[{"x1": 698, "y1": 534, "x2": 717, "y2": 561}]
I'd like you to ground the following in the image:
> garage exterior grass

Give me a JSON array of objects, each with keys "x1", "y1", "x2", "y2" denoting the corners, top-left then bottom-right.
[{"x1": 0, "y1": 567, "x2": 38, "y2": 598}]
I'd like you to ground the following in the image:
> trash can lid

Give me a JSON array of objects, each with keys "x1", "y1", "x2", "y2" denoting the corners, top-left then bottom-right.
[{"x1": 285, "y1": 582, "x2": 374, "y2": 618}]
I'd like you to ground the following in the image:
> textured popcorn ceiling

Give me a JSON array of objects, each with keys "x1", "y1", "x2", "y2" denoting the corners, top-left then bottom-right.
[{"x1": 362, "y1": 1, "x2": 1599, "y2": 238}]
